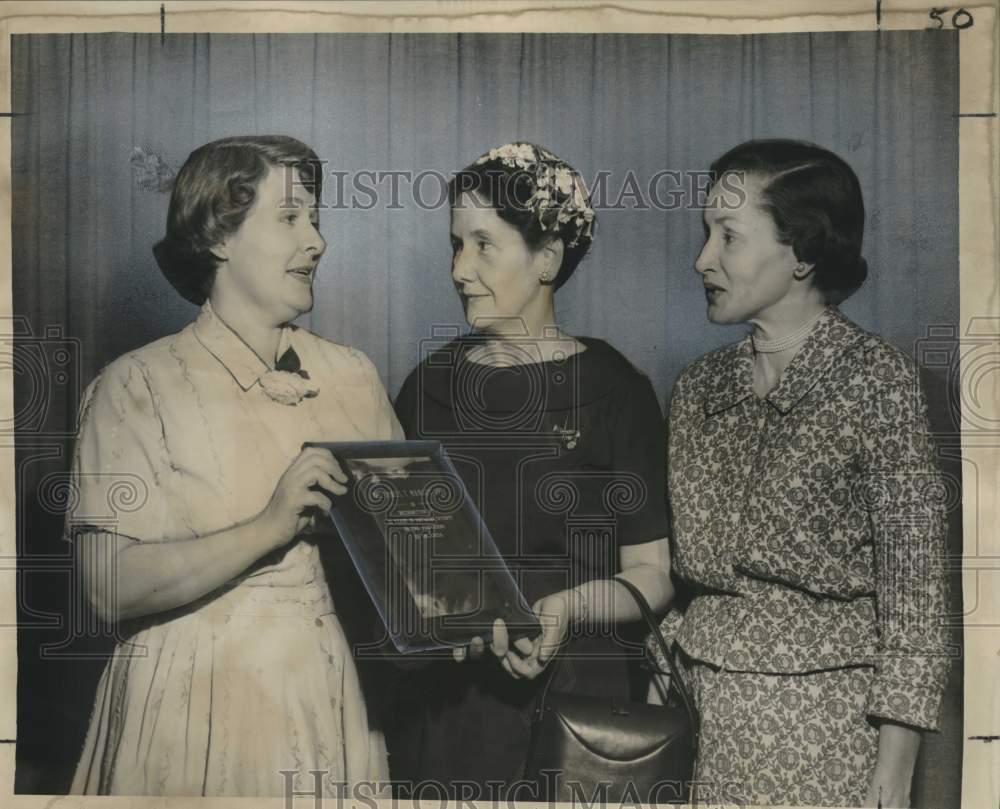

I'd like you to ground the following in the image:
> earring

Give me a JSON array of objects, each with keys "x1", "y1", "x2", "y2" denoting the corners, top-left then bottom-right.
[
  {"x1": 794, "y1": 262, "x2": 807, "y2": 278},
  {"x1": 539, "y1": 270, "x2": 553, "y2": 283}
]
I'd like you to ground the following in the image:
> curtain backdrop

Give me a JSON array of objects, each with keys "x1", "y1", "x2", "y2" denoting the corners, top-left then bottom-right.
[{"x1": 11, "y1": 32, "x2": 961, "y2": 804}]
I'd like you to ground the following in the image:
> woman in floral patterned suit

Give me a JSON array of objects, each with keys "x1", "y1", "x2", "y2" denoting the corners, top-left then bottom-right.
[{"x1": 648, "y1": 140, "x2": 950, "y2": 808}]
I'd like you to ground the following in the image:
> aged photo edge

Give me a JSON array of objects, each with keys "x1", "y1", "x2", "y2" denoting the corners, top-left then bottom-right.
[{"x1": 0, "y1": 1, "x2": 995, "y2": 807}]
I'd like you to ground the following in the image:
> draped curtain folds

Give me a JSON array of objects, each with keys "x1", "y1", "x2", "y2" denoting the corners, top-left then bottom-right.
[
  {"x1": 11, "y1": 32, "x2": 960, "y2": 804},
  {"x1": 11, "y1": 32, "x2": 960, "y2": 399}
]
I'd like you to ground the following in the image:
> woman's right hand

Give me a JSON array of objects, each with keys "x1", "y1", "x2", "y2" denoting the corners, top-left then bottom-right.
[{"x1": 259, "y1": 447, "x2": 349, "y2": 549}]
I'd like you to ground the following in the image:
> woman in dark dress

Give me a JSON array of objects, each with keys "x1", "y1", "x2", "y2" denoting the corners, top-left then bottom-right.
[{"x1": 387, "y1": 142, "x2": 673, "y2": 798}]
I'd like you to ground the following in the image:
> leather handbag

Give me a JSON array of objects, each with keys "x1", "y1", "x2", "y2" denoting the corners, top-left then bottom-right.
[{"x1": 524, "y1": 576, "x2": 698, "y2": 805}]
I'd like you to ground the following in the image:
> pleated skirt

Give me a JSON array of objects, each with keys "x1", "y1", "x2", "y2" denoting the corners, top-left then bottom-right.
[{"x1": 71, "y1": 601, "x2": 387, "y2": 797}]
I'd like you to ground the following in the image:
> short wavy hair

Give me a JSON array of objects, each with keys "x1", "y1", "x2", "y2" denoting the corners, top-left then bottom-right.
[
  {"x1": 153, "y1": 136, "x2": 323, "y2": 305},
  {"x1": 710, "y1": 139, "x2": 868, "y2": 304},
  {"x1": 447, "y1": 143, "x2": 596, "y2": 290}
]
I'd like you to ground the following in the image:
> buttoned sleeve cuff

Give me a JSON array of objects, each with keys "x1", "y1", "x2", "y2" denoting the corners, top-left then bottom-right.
[
  {"x1": 865, "y1": 656, "x2": 950, "y2": 731},
  {"x1": 644, "y1": 607, "x2": 684, "y2": 674}
]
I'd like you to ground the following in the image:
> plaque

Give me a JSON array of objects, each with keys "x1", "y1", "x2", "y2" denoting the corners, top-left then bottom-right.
[{"x1": 305, "y1": 440, "x2": 540, "y2": 653}]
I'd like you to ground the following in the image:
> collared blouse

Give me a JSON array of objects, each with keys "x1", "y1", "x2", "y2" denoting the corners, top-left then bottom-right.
[
  {"x1": 650, "y1": 307, "x2": 951, "y2": 731},
  {"x1": 69, "y1": 301, "x2": 403, "y2": 566},
  {"x1": 66, "y1": 302, "x2": 404, "y2": 794}
]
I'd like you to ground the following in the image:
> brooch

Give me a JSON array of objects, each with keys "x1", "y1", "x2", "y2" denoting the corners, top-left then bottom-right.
[
  {"x1": 259, "y1": 346, "x2": 319, "y2": 405},
  {"x1": 552, "y1": 423, "x2": 580, "y2": 450},
  {"x1": 259, "y1": 370, "x2": 319, "y2": 405}
]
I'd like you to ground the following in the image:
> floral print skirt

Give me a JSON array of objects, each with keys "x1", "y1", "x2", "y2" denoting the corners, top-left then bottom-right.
[{"x1": 685, "y1": 661, "x2": 879, "y2": 807}]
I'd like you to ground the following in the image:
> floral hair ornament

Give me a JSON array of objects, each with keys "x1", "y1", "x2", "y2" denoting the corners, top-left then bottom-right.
[{"x1": 473, "y1": 142, "x2": 596, "y2": 248}]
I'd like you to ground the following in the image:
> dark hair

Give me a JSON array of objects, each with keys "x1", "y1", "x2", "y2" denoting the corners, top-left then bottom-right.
[
  {"x1": 710, "y1": 139, "x2": 868, "y2": 304},
  {"x1": 447, "y1": 145, "x2": 595, "y2": 290},
  {"x1": 153, "y1": 136, "x2": 323, "y2": 305}
]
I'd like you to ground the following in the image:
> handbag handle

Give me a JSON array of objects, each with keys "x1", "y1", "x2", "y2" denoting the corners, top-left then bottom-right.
[{"x1": 533, "y1": 576, "x2": 699, "y2": 738}]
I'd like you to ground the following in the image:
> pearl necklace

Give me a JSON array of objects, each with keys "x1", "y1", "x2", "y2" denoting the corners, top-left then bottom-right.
[{"x1": 752, "y1": 308, "x2": 827, "y2": 354}]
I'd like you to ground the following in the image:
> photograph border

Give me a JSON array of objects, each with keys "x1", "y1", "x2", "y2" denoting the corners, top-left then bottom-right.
[{"x1": 0, "y1": 1, "x2": 996, "y2": 807}]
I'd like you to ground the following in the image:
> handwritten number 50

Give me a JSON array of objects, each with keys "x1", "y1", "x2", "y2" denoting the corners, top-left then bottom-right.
[{"x1": 928, "y1": 7, "x2": 975, "y2": 29}]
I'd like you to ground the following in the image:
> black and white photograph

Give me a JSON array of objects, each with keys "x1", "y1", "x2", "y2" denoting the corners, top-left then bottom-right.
[{"x1": 3, "y1": 1, "x2": 996, "y2": 807}]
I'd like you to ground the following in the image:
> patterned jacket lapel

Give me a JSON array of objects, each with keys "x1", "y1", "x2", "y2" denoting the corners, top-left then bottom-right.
[{"x1": 764, "y1": 308, "x2": 868, "y2": 414}]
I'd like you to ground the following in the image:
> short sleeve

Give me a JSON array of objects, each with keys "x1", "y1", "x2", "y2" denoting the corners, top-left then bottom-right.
[
  {"x1": 358, "y1": 352, "x2": 404, "y2": 441},
  {"x1": 609, "y1": 371, "x2": 671, "y2": 547},
  {"x1": 393, "y1": 368, "x2": 419, "y2": 438},
  {"x1": 67, "y1": 358, "x2": 169, "y2": 542}
]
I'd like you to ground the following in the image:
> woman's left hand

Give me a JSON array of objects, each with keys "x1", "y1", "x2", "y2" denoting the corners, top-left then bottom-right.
[
  {"x1": 862, "y1": 723, "x2": 921, "y2": 807},
  {"x1": 452, "y1": 592, "x2": 575, "y2": 680},
  {"x1": 499, "y1": 592, "x2": 574, "y2": 680},
  {"x1": 863, "y1": 768, "x2": 911, "y2": 808}
]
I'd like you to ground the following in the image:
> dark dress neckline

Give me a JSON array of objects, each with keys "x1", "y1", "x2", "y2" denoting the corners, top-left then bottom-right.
[
  {"x1": 417, "y1": 335, "x2": 633, "y2": 414},
  {"x1": 460, "y1": 337, "x2": 589, "y2": 369}
]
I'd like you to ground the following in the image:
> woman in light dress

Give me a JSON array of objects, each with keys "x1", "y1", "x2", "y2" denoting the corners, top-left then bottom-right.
[{"x1": 68, "y1": 136, "x2": 401, "y2": 796}]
